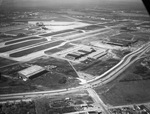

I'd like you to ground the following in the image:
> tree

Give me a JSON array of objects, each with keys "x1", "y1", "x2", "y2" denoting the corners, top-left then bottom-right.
[{"x1": 58, "y1": 77, "x2": 67, "y2": 84}]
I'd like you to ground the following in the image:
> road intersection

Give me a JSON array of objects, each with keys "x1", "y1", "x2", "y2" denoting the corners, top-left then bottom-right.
[{"x1": 1, "y1": 41, "x2": 150, "y2": 113}]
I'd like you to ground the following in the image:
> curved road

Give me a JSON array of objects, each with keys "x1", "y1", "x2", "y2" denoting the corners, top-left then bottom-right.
[
  {"x1": 0, "y1": 42, "x2": 150, "y2": 99},
  {"x1": 0, "y1": 42, "x2": 150, "y2": 114}
]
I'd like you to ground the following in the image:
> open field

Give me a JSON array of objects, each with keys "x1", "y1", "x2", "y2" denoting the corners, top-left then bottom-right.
[
  {"x1": 0, "y1": 24, "x2": 28, "y2": 32},
  {"x1": 76, "y1": 25, "x2": 105, "y2": 31},
  {"x1": 21, "y1": 13, "x2": 75, "y2": 22},
  {"x1": 100, "y1": 22, "x2": 121, "y2": 27},
  {"x1": 40, "y1": 29, "x2": 75, "y2": 37},
  {"x1": 0, "y1": 35, "x2": 16, "y2": 43},
  {"x1": 96, "y1": 80, "x2": 150, "y2": 106},
  {"x1": 5, "y1": 29, "x2": 36, "y2": 36},
  {"x1": 95, "y1": 58, "x2": 150, "y2": 106},
  {"x1": 28, "y1": 56, "x2": 79, "y2": 78},
  {"x1": 131, "y1": 32, "x2": 150, "y2": 36},
  {"x1": 110, "y1": 33, "x2": 133, "y2": 40},
  {"x1": 5, "y1": 36, "x2": 42, "y2": 45},
  {"x1": 54, "y1": 30, "x2": 83, "y2": 38},
  {"x1": 0, "y1": 57, "x2": 79, "y2": 94},
  {"x1": 132, "y1": 33, "x2": 150, "y2": 42},
  {"x1": 108, "y1": 39, "x2": 134, "y2": 46},
  {"x1": 120, "y1": 26, "x2": 137, "y2": 32},
  {"x1": 138, "y1": 22, "x2": 150, "y2": 26},
  {"x1": 0, "y1": 39, "x2": 47, "y2": 53},
  {"x1": 0, "y1": 57, "x2": 18, "y2": 67},
  {"x1": 74, "y1": 59, "x2": 119, "y2": 76},
  {"x1": 45, "y1": 43, "x2": 74, "y2": 55},
  {"x1": 71, "y1": 29, "x2": 118, "y2": 45},
  {"x1": 10, "y1": 40, "x2": 64, "y2": 57}
]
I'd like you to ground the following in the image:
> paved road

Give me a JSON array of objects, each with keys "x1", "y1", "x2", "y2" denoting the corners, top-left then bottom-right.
[
  {"x1": 88, "y1": 42, "x2": 150, "y2": 86},
  {"x1": 0, "y1": 38, "x2": 150, "y2": 113},
  {"x1": 0, "y1": 42, "x2": 149, "y2": 94},
  {"x1": 87, "y1": 88, "x2": 111, "y2": 114}
]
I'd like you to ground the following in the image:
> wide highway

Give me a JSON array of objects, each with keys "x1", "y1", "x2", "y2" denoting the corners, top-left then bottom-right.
[
  {"x1": 0, "y1": 41, "x2": 150, "y2": 114},
  {"x1": 0, "y1": 42, "x2": 150, "y2": 101}
]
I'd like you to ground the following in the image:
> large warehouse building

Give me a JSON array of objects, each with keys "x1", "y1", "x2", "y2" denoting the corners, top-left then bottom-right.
[{"x1": 18, "y1": 65, "x2": 46, "y2": 81}]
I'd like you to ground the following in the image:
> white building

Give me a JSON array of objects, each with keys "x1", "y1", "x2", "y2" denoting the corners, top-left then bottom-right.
[{"x1": 18, "y1": 65, "x2": 45, "y2": 81}]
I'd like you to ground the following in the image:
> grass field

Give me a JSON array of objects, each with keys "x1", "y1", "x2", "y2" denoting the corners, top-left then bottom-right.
[
  {"x1": 76, "y1": 25, "x2": 105, "y2": 31},
  {"x1": 0, "y1": 38, "x2": 47, "y2": 53},
  {"x1": 45, "y1": 43, "x2": 74, "y2": 55},
  {"x1": 132, "y1": 33, "x2": 150, "y2": 42},
  {"x1": 5, "y1": 29, "x2": 35, "y2": 36},
  {"x1": 0, "y1": 57, "x2": 18, "y2": 67},
  {"x1": 110, "y1": 33, "x2": 133, "y2": 40},
  {"x1": 5, "y1": 36, "x2": 42, "y2": 45},
  {"x1": 96, "y1": 80, "x2": 150, "y2": 106},
  {"x1": 74, "y1": 59, "x2": 119, "y2": 76},
  {"x1": 95, "y1": 58, "x2": 150, "y2": 106},
  {"x1": 40, "y1": 29, "x2": 75, "y2": 37},
  {"x1": 0, "y1": 57, "x2": 79, "y2": 94},
  {"x1": 10, "y1": 40, "x2": 64, "y2": 57},
  {"x1": 28, "y1": 57, "x2": 78, "y2": 78},
  {"x1": 54, "y1": 30, "x2": 83, "y2": 38}
]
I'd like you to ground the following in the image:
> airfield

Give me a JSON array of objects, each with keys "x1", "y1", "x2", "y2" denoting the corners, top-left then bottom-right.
[
  {"x1": 1, "y1": 8, "x2": 150, "y2": 114},
  {"x1": 0, "y1": 21, "x2": 110, "y2": 63}
]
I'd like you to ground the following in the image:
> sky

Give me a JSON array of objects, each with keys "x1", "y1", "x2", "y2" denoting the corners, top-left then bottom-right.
[{"x1": 0, "y1": 0, "x2": 145, "y2": 9}]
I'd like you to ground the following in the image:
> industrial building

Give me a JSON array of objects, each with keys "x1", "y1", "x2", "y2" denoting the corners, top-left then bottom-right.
[
  {"x1": 91, "y1": 52, "x2": 107, "y2": 59},
  {"x1": 65, "y1": 48, "x2": 96, "y2": 60},
  {"x1": 103, "y1": 40, "x2": 137, "y2": 47},
  {"x1": 78, "y1": 49, "x2": 95, "y2": 55},
  {"x1": 65, "y1": 53, "x2": 82, "y2": 60},
  {"x1": 18, "y1": 65, "x2": 46, "y2": 81},
  {"x1": 104, "y1": 41, "x2": 125, "y2": 47}
]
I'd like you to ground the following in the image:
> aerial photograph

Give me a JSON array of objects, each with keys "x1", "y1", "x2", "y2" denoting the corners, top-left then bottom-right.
[{"x1": 0, "y1": 0, "x2": 150, "y2": 113}]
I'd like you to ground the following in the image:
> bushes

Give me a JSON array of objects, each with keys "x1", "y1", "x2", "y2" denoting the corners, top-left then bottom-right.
[
  {"x1": 0, "y1": 101, "x2": 36, "y2": 114},
  {"x1": 58, "y1": 77, "x2": 67, "y2": 84}
]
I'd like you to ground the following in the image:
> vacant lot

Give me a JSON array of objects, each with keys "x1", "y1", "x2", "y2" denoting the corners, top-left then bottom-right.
[
  {"x1": 45, "y1": 43, "x2": 74, "y2": 55},
  {"x1": 10, "y1": 40, "x2": 64, "y2": 57},
  {"x1": 5, "y1": 36, "x2": 42, "y2": 45},
  {"x1": 0, "y1": 57, "x2": 18, "y2": 67},
  {"x1": 0, "y1": 57, "x2": 79, "y2": 94},
  {"x1": 95, "y1": 58, "x2": 150, "y2": 106},
  {"x1": 76, "y1": 25, "x2": 105, "y2": 31},
  {"x1": 96, "y1": 80, "x2": 150, "y2": 106},
  {"x1": 40, "y1": 29, "x2": 75, "y2": 37},
  {"x1": 110, "y1": 33, "x2": 133, "y2": 40},
  {"x1": 0, "y1": 38, "x2": 47, "y2": 53},
  {"x1": 74, "y1": 59, "x2": 119, "y2": 76}
]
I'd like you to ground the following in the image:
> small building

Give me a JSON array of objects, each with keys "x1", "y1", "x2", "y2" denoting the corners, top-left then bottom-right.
[
  {"x1": 92, "y1": 52, "x2": 107, "y2": 59},
  {"x1": 18, "y1": 65, "x2": 45, "y2": 81},
  {"x1": 105, "y1": 41, "x2": 124, "y2": 47},
  {"x1": 65, "y1": 53, "x2": 81, "y2": 60},
  {"x1": 78, "y1": 50, "x2": 90, "y2": 54}
]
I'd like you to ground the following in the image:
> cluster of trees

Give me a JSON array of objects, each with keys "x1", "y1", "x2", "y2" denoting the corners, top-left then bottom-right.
[
  {"x1": 134, "y1": 65, "x2": 150, "y2": 79},
  {"x1": 58, "y1": 77, "x2": 67, "y2": 84},
  {"x1": 0, "y1": 101, "x2": 36, "y2": 114}
]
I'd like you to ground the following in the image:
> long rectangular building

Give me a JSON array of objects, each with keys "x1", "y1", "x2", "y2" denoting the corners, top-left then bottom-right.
[{"x1": 18, "y1": 65, "x2": 45, "y2": 81}]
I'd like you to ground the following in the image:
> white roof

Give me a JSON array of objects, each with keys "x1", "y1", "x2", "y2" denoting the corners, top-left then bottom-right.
[{"x1": 18, "y1": 65, "x2": 45, "y2": 78}]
